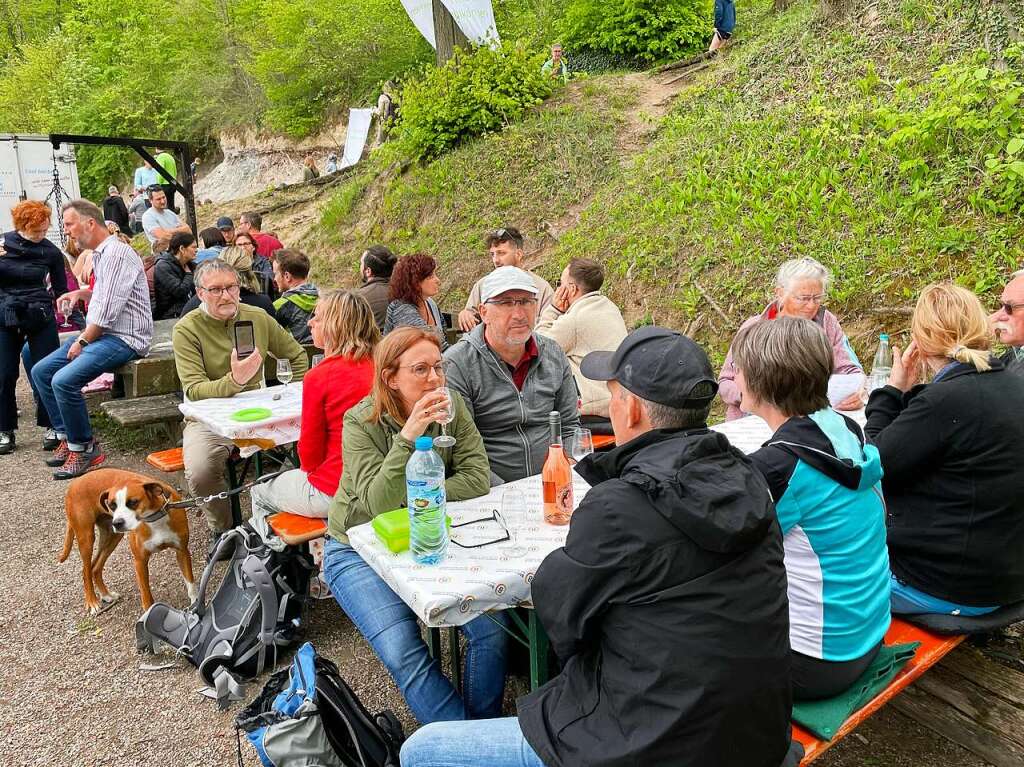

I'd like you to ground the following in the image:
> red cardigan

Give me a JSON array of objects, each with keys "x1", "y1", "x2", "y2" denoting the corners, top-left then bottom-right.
[{"x1": 299, "y1": 354, "x2": 375, "y2": 496}]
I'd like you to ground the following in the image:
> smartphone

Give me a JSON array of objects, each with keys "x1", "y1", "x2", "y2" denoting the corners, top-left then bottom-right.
[{"x1": 233, "y1": 320, "x2": 255, "y2": 359}]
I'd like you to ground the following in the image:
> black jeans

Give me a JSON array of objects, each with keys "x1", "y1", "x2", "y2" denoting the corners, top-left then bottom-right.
[
  {"x1": 0, "y1": 320, "x2": 59, "y2": 431},
  {"x1": 791, "y1": 641, "x2": 882, "y2": 701}
]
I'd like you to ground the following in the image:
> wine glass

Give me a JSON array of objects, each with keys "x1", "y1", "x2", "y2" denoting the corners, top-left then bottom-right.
[
  {"x1": 569, "y1": 428, "x2": 594, "y2": 464},
  {"x1": 311, "y1": 353, "x2": 325, "y2": 368},
  {"x1": 500, "y1": 489, "x2": 529, "y2": 558},
  {"x1": 277, "y1": 358, "x2": 293, "y2": 395},
  {"x1": 433, "y1": 386, "x2": 456, "y2": 448}
]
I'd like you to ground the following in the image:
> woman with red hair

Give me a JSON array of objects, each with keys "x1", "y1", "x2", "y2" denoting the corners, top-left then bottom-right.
[
  {"x1": 383, "y1": 253, "x2": 448, "y2": 350},
  {"x1": 0, "y1": 200, "x2": 68, "y2": 454}
]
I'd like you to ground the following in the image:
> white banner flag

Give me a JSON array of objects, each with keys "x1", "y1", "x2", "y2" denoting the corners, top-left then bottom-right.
[
  {"x1": 440, "y1": 0, "x2": 500, "y2": 47},
  {"x1": 400, "y1": 0, "x2": 500, "y2": 50},
  {"x1": 341, "y1": 108, "x2": 374, "y2": 169},
  {"x1": 400, "y1": 0, "x2": 436, "y2": 49}
]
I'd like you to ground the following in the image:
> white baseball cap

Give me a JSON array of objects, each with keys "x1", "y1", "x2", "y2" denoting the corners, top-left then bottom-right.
[{"x1": 480, "y1": 266, "x2": 539, "y2": 304}]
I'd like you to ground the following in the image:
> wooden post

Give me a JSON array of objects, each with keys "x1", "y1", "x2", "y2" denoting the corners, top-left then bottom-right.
[{"x1": 432, "y1": 0, "x2": 469, "y2": 66}]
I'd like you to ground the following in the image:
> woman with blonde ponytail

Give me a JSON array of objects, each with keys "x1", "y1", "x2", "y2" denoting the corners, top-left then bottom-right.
[{"x1": 865, "y1": 283, "x2": 1024, "y2": 617}]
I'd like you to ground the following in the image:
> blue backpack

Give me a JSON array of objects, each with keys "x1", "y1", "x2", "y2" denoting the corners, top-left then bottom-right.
[{"x1": 236, "y1": 642, "x2": 404, "y2": 767}]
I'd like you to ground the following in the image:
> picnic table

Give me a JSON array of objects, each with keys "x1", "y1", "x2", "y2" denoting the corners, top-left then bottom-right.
[
  {"x1": 347, "y1": 413, "x2": 875, "y2": 691},
  {"x1": 178, "y1": 383, "x2": 303, "y2": 457}
]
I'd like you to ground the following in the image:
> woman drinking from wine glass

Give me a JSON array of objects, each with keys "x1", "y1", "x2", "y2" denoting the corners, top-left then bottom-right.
[{"x1": 322, "y1": 326, "x2": 504, "y2": 725}]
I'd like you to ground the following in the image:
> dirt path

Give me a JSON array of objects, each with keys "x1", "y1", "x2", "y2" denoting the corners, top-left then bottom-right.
[{"x1": 0, "y1": 375, "x2": 995, "y2": 765}]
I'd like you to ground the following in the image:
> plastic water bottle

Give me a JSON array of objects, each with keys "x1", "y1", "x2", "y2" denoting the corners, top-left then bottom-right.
[
  {"x1": 407, "y1": 436, "x2": 448, "y2": 565},
  {"x1": 868, "y1": 334, "x2": 893, "y2": 393}
]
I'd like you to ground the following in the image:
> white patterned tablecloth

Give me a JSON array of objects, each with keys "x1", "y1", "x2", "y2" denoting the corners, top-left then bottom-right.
[
  {"x1": 710, "y1": 408, "x2": 867, "y2": 454},
  {"x1": 347, "y1": 470, "x2": 592, "y2": 627},
  {"x1": 178, "y1": 384, "x2": 303, "y2": 457},
  {"x1": 348, "y1": 409, "x2": 868, "y2": 628}
]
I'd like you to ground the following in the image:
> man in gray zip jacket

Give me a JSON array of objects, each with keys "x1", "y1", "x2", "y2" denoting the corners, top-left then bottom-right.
[{"x1": 445, "y1": 266, "x2": 580, "y2": 483}]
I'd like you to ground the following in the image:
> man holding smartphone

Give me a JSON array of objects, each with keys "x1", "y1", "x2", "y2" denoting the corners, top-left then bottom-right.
[{"x1": 173, "y1": 259, "x2": 308, "y2": 560}]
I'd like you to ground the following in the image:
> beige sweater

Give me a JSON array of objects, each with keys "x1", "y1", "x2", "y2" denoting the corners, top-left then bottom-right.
[{"x1": 535, "y1": 292, "x2": 628, "y2": 417}]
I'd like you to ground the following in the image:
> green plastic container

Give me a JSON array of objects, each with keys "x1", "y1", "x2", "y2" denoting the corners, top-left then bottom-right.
[{"x1": 372, "y1": 507, "x2": 452, "y2": 553}]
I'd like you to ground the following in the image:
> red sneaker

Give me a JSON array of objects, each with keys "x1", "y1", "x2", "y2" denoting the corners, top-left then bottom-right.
[
  {"x1": 45, "y1": 440, "x2": 70, "y2": 467},
  {"x1": 53, "y1": 442, "x2": 106, "y2": 480}
]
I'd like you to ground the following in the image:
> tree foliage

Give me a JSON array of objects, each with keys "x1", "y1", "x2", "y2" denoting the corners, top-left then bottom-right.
[{"x1": 560, "y1": 0, "x2": 712, "y2": 62}]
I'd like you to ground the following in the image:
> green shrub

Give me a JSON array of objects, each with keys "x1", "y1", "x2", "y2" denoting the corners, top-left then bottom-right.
[
  {"x1": 560, "y1": 0, "x2": 712, "y2": 63},
  {"x1": 393, "y1": 43, "x2": 554, "y2": 160},
  {"x1": 875, "y1": 45, "x2": 1024, "y2": 216}
]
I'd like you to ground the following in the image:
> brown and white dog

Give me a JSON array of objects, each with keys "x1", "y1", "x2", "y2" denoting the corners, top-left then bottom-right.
[{"x1": 59, "y1": 468, "x2": 196, "y2": 615}]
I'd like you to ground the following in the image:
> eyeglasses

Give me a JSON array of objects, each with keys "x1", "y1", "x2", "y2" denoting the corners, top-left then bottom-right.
[
  {"x1": 485, "y1": 297, "x2": 538, "y2": 309},
  {"x1": 791, "y1": 293, "x2": 827, "y2": 305},
  {"x1": 200, "y1": 284, "x2": 240, "y2": 297},
  {"x1": 450, "y1": 509, "x2": 511, "y2": 549},
  {"x1": 400, "y1": 361, "x2": 447, "y2": 379},
  {"x1": 998, "y1": 301, "x2": 1024, "y2": 315}
]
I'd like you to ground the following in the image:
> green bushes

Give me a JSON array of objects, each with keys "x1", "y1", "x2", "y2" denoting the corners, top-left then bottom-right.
[
  {"x1": 560, "y1": 0, "x2": 712, "y2": 63},
  {"x1": 246, "y1": 0, "x2": 431, "y2": 137},
  {"x1": 393, "y1": 43, "x2": 554, "y2": 160},
  {"x1": 875, "y1": 46, "x2": 1024, "y2": 217}
]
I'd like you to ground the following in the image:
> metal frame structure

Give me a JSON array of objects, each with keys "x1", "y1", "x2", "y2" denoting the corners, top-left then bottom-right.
[{"x1": 48, "y1": 133, "x2": 198, "y2": 237}]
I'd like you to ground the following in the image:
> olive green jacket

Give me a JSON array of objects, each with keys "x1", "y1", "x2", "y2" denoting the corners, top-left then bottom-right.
[{"x1": 327, "y1": 390, "x2": 491, "y2": 542}]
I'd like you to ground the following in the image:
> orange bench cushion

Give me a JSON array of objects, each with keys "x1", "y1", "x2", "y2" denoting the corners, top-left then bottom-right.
[
  {"x1": 592, "y1": 434, "x2": 616, "y2": 450},
  {"x1": 795, "y1": 618, "x2": 964, "y2": 764},
  {"x1": 268, "y1": 512, "x2": 328, "y2": 546},
  {"x1": 146, "y1": 447, "x2": 185, "y2": 473}
]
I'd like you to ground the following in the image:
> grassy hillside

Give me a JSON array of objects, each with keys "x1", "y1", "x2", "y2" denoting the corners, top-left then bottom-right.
[{"x1": 309, "y1": 0, "x2": 1024, "y2": 366}]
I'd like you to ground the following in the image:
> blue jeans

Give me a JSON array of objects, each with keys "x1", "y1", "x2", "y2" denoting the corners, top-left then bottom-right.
[
  {"x1": 31, "y1": 335, "x2": 137, "y2": 449},
  {"x1": 321, "y1": 538, "x2": 507, "y2": 724},
  {"x1": 400, "y1": 717, "x2": 544, "y2": 767},
  {"x1": 890, "y1": 574, "x2": 998, "y2": 617}
]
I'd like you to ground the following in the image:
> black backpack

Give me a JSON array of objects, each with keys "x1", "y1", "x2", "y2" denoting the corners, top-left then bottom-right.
[
  {"x1": 136, "y1": 524, "x2": 316, "y2": 706},
  {"x1": 236, "y1": 642, "x2": 404, "y2": 767}
]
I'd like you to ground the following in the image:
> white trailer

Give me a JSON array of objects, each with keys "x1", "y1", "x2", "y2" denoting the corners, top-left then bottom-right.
[{"x1": 0, "y1": 134, "x2": 80, "y2": 246}]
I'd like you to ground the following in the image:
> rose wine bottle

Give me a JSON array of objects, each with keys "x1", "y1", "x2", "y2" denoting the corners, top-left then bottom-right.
[{"x1": 542, "y1": 411, "x2": 573, "y2": 525}]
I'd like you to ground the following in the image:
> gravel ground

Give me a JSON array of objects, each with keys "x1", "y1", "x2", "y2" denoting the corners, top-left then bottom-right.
[{"x1": 0, "y1": 379, "x2": 992, "y2": 766}]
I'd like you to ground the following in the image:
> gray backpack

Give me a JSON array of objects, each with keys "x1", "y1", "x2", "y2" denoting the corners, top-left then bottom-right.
[{"x1": 136, "y1": 523, "x2": 316, "y2": 706}]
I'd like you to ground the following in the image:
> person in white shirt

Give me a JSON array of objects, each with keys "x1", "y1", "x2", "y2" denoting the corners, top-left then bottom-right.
[
  {"x1": 535, "y1": 258, "x2": 627, "y2": 427},
  {"x1": 140, "y1": 187, "x2": 189, "y2": 246}
]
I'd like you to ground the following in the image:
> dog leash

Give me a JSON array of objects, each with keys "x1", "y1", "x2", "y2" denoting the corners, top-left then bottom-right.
[{"x1": 139, "y1": 469, "x2": 290, "y2": 525}]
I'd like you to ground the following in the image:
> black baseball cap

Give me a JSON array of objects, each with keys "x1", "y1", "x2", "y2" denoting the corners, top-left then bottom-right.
[
  {"x1": 216, "y1": 216, "x2": 234, "y2": 230},
  {"x1": 580, "y1": 326, "x2": 719, "y2": 408}
]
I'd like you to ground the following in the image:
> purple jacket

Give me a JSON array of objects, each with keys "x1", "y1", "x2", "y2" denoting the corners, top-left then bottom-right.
[{"x1": 719, "y1": 303, "x2": 863, "y2": 420}]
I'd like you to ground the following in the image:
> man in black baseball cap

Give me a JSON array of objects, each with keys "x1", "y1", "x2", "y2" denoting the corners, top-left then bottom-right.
[
  {"x1": 403, "y1": 325, "x2": 797, "y2": 766},
  {"x1": 216, "y1": 216, "x2": 236, "y2": 245}
]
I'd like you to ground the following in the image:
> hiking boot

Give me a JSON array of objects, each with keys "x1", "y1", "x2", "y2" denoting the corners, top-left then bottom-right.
[
  {"x1": 0, "y1": 431, "x2": 14, "y2": 455},
  {"x1": 53, "y1": 441, "x2": 106, "y2": 480},
  {"x1": 207, "y1": 532, "x2": 236, "y2": 563},
  {"x1": 42, "y1": 429, "x2": 59, "y2": 451},
  {"x1": 45, "y1": 440, "x2": 70, "y2": 467}
]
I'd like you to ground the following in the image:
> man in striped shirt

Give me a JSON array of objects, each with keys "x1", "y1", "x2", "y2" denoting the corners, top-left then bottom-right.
[{"x1": 32, "y1": 199, "x2": 153, "y2": 479}]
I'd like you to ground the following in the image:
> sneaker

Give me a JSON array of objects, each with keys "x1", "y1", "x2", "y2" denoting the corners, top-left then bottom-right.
[
  {"x1": 53, "y1": 441, "x2": 106, "y2": 480},
  {"x1": 42, "y1": 429, "x2": 59, "y2": 451},
  {"x1": 45, "y1": 440, "x2": 70, "y2": 467},
  {"x1": 0, "y1": 431, "x2": 14, "y2": 455}
]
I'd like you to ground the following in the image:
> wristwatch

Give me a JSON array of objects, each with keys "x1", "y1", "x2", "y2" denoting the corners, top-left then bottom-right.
[{"x1": 76, "y1": 337, "x2": 90, "y2": 347}]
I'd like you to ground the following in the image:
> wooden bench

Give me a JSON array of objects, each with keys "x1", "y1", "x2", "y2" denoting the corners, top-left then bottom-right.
[
  {"x1": 592, "y1": 434, "x2": 616, "y2": 450},
  {"x1": 100, "y1": 393, "x2": 183, "y2": 441},
  {"x1": 147, "y1": 446, "x2": 184, "y2": 473},
  {"x1": 794, "y1": 618, "x2": 964, "y2": 764},
  {"x1": 268, "y1": 512, "x2": 327, "y2": 546}
]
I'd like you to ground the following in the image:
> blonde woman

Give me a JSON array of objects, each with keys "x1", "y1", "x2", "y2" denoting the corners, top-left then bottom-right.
[
  {"x1": 866, "y1": 283, "x2": 1024, "y2": 616},
  {"x1": 251, "y1": 290, "x2": 378, "y2": 518}
]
